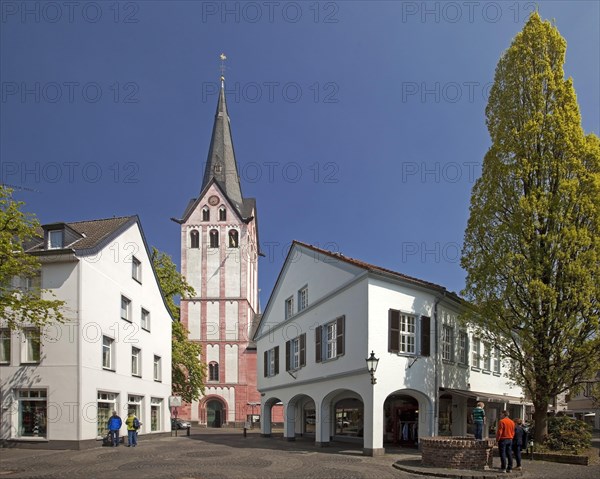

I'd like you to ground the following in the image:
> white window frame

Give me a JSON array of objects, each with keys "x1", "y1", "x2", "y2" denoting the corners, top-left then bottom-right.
[
  {"x1": 1, "y1": 328, "x2": 11, "y2": 364},
  {"x1": 131, "y1": 347, "x2": 141, "y2": 377},
  {"x1": 284, "y1": 296, "x2": 294, "y2": 320},
  {"x1": 141, "y1": 308, "x2": 150, "y2": 331},
  {"x1": 128, "y1": 395, "x2": 143, "y2": 431},
  {"x1": 132, "y1": 256, "x2": 142, "y2": 283},
  {"x1": 291, "y1": 337, "x2": 300, "y2": 370},
  {"x1": 150, "y1": 398, "x2": 162, "y2": 432},
  {"x1": 298, "y1": 286, "x2": 308, "y2": 312},
  {"x1": 399, "y1": 314, "x2": 416, "y2": 354},
  {"x1": 325, "y1": 321, "x2": 337, "y2": 360},
  {"x1": 458, "y1": 331, "x2": 468, "y2": 365},
  {"x1": 121, "y1": 295, "x2": 132, "y2": 321},
  {"x1": 97, "y1": 391, "x2": 117, "y2": 437},
  {"x1": 21, "y1": 328, "x2": 41, "y2": 364},
  {"x1": 483, "y1": 343, "x2": 492, "y2": 371},
  {"x1": 472, "y1": 338, "x2": 481, "y2": 369},
  {"x1": 442, "y1": 325, "x2": 454, "y2": 361},
  {"x1": 493, "y1": 347, "x2": 501, "y2": 373},
  {"x1": 267, "y1": 348, "x2": 276, "y2": 377},
  {"x1": 47, "y1": 230, "x2": 63, "y2": 249},
  {"x1": 153, "y1": 355, "x2": 162, "y2": 382},
  {"x1": 16, "y1": 389, "x2": 48, "y2": 438},
  {"x1": 102, "y1": 336, "x2": 114, "y2": 370}
]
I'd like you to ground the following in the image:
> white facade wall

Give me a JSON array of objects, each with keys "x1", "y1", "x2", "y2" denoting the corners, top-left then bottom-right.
[
  {"x1": 256, "y1": 243, "x2": 528, "y2": 455},
  {"x1": 0, "y1": 220, "x2": 173, "y2": 447}
]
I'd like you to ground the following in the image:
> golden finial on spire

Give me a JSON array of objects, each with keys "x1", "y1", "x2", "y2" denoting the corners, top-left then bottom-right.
[{"x1": 220, "y1": 53, "x2": 227, "y2": 85}]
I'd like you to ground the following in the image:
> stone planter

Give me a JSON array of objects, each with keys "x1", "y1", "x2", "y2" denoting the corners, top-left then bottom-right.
[{"x1": 421, "y1": 436, "x2": 495, "y2": 470}]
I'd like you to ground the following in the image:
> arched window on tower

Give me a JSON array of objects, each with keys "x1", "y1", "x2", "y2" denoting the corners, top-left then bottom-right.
[
  {"x1": 202, "y1": 207, "x2": 210, "y2": 222},
  {"x1": 190, "y1": 229, "x2": 199, "y2": 249},
  {"x1": 219, "y1": 207, "x2": 227, "y2": 221},
  {"x1": 208, "y1": 362, "x2": 219, "y2": 382},
  {"x1": 209, "y1": 229, "x2": 219, "y2": 248},
  {"x1": 228, "y1": 230, "x2": 239, "y2": 248}
]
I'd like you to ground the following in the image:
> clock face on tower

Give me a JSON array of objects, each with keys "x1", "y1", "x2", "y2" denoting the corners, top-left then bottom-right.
[{"x1": 208, "y1": 195, "x2": 220, "y2": 206}]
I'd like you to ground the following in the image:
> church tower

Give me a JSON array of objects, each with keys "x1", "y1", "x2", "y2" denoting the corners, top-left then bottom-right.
[{"x1": 173, "y1": 74, "x2": 260, "y2": 427}]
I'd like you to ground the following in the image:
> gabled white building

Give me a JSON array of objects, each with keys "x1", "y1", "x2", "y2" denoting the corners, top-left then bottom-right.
[
  {"x1": 0, "y1": 216, "x2": 173, "y2": 449},
  {"x1": 254, "y1": 242, "x2": 529, "y2": 456}
]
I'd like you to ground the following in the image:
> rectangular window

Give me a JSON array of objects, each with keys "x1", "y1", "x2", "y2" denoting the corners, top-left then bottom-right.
[
  {"x1": 128, "y1": 395, "x2": 143, "y2": 431},
  {"x1": 472, "y1": 338, "x2": 481, "y2": 369},
  {"x1": 132, "y1": 256, "x2": 142, "y2": 283},
  {"x1": 284, "y1": 296, "x2": 294, "y2": 319},
  {"x1": 97, "y1": 392, "x2": 117, "y2": 437},
  {"x1": 298, "y1": 287, "x2": 308, "y2": 312},
  {"x1": 151, "y1": 398, "x2": 162, "y2": 432},
  {"x1": 442, "y1": 325, "x2": 454, "y2": 361},
  {"x1": 16, "y1": 389, "x2": 48, "y2": 438},
  {"x1": 121, "y1": 296, "x2": 131, "y2": 321},
  {"x1": 493, "y1": 347, "x2": 501, "y2": 373},
  {"x1": 263, "y1": 347, "x2": 279, "y2": 377},
  {"x1": 47, "y1": 230, "x2": 63, "y2": 249},
  {"x1": 458, "y1": 331, "x2": 468, "y2": 365},
  {"x1": 286, "y1": 334, "x2": 306, "y2": 371},
  {"x1": 326, "y1": 322, "x2": 337, "y2": 359},
  {"x1": 0, "y1": 329, "x2": 11, "y2": 364},
  {"x1": 316, "y1": 316, "x2": 345, "y2": 362},
  {"x1": 483, "y1": 344, "x2": 492, "y2": 370},
  {"x1": 21, "y1": 329, "x2": 41, "y2": 363},
  {"x1": 141, "y1": 308, "x2": 150, "y2": 331},
  {"x1": 102, "y1": 336, "x2": 114, "y2": 370},
  {"x1": 387, "y1": 311, "x2": 417, "y2": 355},
  {"x1": 132, "y1": 347, "x2": 141, "y2": 377},
  {"x1": 153, "y1": 355, "x2": 162, "y2": 381}
]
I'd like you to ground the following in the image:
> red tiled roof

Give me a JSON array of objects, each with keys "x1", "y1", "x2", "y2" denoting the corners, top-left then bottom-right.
[{"x1": 293, "y1": 240, "x2": 463, "y2": 301}]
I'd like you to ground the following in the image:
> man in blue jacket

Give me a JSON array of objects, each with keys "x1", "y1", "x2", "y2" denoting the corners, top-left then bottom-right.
[{"x1": 107, "y1": 411, "x2": 122, "y2": 447}]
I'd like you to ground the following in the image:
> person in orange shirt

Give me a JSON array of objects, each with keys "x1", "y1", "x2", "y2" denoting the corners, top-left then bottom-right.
[{"x1": 496, "y1": 410, "x2": 515, "y2": 473}]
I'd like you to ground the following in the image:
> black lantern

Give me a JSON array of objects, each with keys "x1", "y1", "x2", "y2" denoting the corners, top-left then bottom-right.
[{"x1": 365, "y1": 351, "x2": 379, "y2": 385}]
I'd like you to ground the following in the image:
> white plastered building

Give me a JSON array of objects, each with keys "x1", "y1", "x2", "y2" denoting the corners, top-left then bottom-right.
[
  {"x1": 255, "y1": 242, "x2": 530, "y2": 456},
  {"x1": 0, "y1": 216, "x2": 173, "y2": 449}
]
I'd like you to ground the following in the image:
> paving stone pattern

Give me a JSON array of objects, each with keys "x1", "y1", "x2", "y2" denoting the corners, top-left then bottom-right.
[{"x1": 0, "y1": 429, "x2": 598, "y2": 479}]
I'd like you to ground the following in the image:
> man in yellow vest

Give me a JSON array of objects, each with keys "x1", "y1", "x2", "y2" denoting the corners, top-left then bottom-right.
[{"x1": 125, "y1": 410, "x2": 141, "y2": 447}]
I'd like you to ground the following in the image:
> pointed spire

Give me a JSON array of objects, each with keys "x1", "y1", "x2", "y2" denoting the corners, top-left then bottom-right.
[{"x1": 201, "y1": 64, "x2": 244, "y2": 213}]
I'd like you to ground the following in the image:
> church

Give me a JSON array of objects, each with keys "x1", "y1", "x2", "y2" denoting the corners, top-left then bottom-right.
[{"x1": 172, "y1": 75, "x2": 272, "y2": 427}]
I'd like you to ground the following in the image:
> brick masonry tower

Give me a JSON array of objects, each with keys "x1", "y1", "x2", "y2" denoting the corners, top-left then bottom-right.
[{"x1": 173, "y1": 75, "x2": 261, "y2": 427}]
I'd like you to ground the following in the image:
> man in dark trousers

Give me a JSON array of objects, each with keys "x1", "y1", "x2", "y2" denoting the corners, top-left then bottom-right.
[
  {"x1": 107, "y1": 411, "x2": 122, "y2": 447},
  {"x1": 496, "y1": 410, "x2": 515, "y2": 473}
]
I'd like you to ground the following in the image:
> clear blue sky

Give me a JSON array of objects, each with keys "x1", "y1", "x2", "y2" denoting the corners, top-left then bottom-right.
[{"x1": 2, "y1": 1, "x2": 599, "y2": 308}]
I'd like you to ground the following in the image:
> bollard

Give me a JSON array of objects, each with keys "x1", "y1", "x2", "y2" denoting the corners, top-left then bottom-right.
[
  {"x1": 243, "y1": 427, "x2": 247, "y2": 438},
  {"x1": 187, "y1": 426, "x2": 191, "y2": 436}
]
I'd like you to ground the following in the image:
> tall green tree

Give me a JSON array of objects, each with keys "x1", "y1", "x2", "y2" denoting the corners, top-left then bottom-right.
[
  {"x1": 0, "y1": 186, "x2": 64, "y2": 330},
  {"x1": 151, "y1": 247, "x2": 205, "y2": 403},
  {"x1": 461, "y1": 13, "x2": 600, "y2": 443}
]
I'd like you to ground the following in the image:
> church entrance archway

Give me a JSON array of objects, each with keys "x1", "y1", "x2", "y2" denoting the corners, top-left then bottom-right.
[{"x1": 206, "y1": 399, "x2": 225, "y2": 428}]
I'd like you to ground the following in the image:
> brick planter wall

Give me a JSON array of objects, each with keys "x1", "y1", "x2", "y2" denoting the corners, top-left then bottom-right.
[{"x1": 421, "y1": 437, "x2": 495, "y2": 470}]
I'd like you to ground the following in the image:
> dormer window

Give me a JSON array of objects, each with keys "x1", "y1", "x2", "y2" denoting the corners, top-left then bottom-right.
[
  {"x1": 202, "y1": 207, "x2": 210, "y2": 222},
  {"x1": 47, "y1": 230, "x2": 63, "y2": 249},
  {"x1": 219, "y1": 207, "x2": 227, "y2": 221}
]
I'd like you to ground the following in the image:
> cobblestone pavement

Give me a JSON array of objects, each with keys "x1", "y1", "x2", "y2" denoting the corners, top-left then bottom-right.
[{"x1": 0, "y1": 429, "x2": 598, "y2": 479}]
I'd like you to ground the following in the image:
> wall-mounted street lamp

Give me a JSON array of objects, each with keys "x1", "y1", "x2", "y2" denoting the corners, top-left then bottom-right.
[{"x1": 366, "y1": 351, "x2": 379, "y2": 385}]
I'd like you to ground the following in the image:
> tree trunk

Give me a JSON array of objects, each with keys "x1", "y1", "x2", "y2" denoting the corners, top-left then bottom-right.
[{"x1": 533, "y1": 403, "x2": 548, "y2": 443}]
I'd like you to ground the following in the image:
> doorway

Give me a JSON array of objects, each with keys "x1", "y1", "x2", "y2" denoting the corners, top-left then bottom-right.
[{"x1": 206, "y1": 399, "x2": 224, "y2": 428}]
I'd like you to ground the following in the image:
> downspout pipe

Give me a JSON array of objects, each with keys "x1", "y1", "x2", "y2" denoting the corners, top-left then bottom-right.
[{"x1": 432, "y1": 295, "x2": 442, "y2": 436}]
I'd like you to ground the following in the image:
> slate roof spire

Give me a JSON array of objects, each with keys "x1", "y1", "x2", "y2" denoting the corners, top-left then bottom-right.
[{"x1": 201, "y1": 71, "x2": 244, "y2": 213}]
